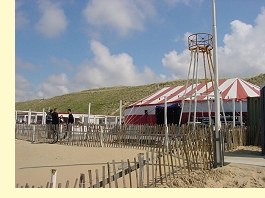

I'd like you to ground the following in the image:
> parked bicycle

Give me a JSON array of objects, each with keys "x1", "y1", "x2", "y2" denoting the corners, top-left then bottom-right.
[{"x1": 47, "y1": 124, "x2": 70, "y2": 144}]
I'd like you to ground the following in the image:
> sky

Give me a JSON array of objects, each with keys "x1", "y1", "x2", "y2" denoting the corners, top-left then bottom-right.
[{"x1": 15, "y1": 0, "x2": 265, "y2": 102}]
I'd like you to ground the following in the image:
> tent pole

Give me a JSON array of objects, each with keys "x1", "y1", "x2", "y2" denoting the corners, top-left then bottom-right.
[
  {"x1": 164, "y1": 96, "x2": 168, "y2": 148},
  {"x1": 232, "y1": 98, "x2": 236, "y2": 127},
  {"x1": 220, "y1": 98, "x2": 227, "y2": 125},
  {"x1": 240, "y1": 101, "x2": 243, "y2": 126}
]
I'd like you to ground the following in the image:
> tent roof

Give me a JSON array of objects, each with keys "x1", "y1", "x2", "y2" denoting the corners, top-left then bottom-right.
[{"x1": 127, "y1": 78, "x2": 260, "y2": 108}]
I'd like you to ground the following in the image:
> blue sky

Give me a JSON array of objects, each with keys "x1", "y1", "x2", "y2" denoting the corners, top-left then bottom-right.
[{"x1": 15, "y1": 0, "x2": 265, "y2": 102}]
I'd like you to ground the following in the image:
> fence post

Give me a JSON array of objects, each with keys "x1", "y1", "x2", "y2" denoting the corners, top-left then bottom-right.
[
  {"x1": 32, "y1": 125, "x2": 35, "y2": 143},
  {"x1": 59, "y1": 124, "x2": 63, "y2": 144},
  {"x1": 112, "y1": 160, "x2": 118, "y2": 188},
  {"x1": 50, "y1": 169, "x2": 57, "y2": 188},
  {"x1": 138, "y1": 153, "x2": 144, "y2": 188},
  {"x1": 79, "y1": 173, "x2": 85, "y2": 188},
  {"x1": 100, "y1": 126, "x2": 103, "y2": 147}
]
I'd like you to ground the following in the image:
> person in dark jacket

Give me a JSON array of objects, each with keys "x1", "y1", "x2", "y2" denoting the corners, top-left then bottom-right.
[
  {"x1": 46, "y1": 110, "x2": 53, "y2": 124},
  {"x1": 64, "y1": 108, "x2": 74, "y2": 139},
  {"x1": 67, "y1": 108, "x2": 74, "y2": 124},
  {"x1": 52, "y1": 108, "x2": 59, "y2": 130}
]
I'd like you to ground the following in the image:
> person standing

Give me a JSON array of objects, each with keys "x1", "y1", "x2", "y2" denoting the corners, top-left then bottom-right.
[
  {"x1": 52, "y1": 108, "x2": 59, "y2": 130},
  {"x1": 67, "y1": 108, "x2": 74, "y2": 125},
  {"x1": 59, "y1": 115, "x2": 65, "y2": 123},
  {"x1": 64, "y1": 108, "x2": 74, "y2": 139},
  {"x1": 46, "y1": 110, "x2": 53, "y2": 124},
  {"x1": 46, "y1": 110, "x2": 53, "y2": 133}
]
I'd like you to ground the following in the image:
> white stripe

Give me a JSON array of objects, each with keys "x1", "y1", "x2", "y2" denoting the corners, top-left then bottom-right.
[
  {"x1": 167, "y1": 84, "x2": 194, "y2": 102},
  {"x1": 132, "y1": 87, "x2": 169, "y2": 106},
  {"x1": 149, "y1": 86, "x2": 182, "y2": 104},
  {"x1": 225, "y1": 80, "x2": 237, "y2": 99},
  {"x1": 240, "y1": 79, "x2": 260, "y2": 97}
]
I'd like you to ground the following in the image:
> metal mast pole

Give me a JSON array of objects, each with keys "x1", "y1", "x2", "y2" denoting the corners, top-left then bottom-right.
[{"x1": 212, "y1": 0, "x2": 223, "y2": 167}]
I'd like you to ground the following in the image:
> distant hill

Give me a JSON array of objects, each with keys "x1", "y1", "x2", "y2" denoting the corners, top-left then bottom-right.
[{"x1": 15, "y1": 73, "x2": 265, "y2": 115}]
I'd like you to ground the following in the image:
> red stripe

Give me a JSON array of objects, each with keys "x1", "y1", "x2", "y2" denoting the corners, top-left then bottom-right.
[
  {"x1": 221, "y1": 81, "x2": 234, "y2": 100},
  {"x1": 126, "y1": 91, "x2": 158, "y2": 108},
  {"x1": 237, "y1": 79, "x2": 248, "y2": 100},
  {"x1": 240, "y1": 79, "x2": 260, "y2": 96},
  {"x1": 194, "y1": 82, "x2": 212, "y2": 101},
  {"x1": 154, "y1": 86, "x2": 188, "y2": 105},
  {"x1": 184, "y1": 82, "x2": 206, "y2": 101},
  {"x1": 165, "y1": 86, "x2": 187, "y2": 102},
  {"x1": 140, "y1": 87, "x2": 176, "y2": 106},
  {"x1": 207, "y1": 79, "x2": 226, "y2": 97}
]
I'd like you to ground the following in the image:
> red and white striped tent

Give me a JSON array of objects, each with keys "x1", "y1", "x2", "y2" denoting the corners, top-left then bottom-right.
[{"x1": 125, "y1": 78, "x2": 260, "y2": 125}]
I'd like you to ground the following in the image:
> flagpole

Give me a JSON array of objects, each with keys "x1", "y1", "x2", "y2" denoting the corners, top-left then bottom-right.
[{"x1": 212, "y1": 0, "x2": 223, "y2": 167}]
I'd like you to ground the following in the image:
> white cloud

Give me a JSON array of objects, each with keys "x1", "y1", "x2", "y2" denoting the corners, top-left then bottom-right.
[
  {"x1": 16, "y1": 73, "x2": 70, "y2": 102},
  {"x1": 35, "y1": 0, "x2": 69, "y2": 38},
  {"x1": 37, "y1": 73, "x2": 69, "y2": 98},
  {"x1": 83, "y1": 0, "x2": 156, "y2": 36},
  {"x1": 15, "y1": 1, "x2": 30, "y2": 29},
  {"x1": 73, "y1": 40, "x2": 164, "y2": 89},
  {"x1": 163, "y1": 0, "x2": 204, "y2": 6},
  {"x1": 15, "y1": 74, "x2": 36, "y2": 102},
  {"x1": 218, "y1": 7, "x2": 265, "y2": 77},
  {"x1": 16, "y1": 57, "x2": 35, "y2": 70},
  {"x1": 162, "y1": 49, "x2": 190, "y2": 79},
  {"x1": 50, "y1": 56, "x2": 74, "y2": 72},
  {"x1": 163, "y1": 7, "x2": 265, "y2": 79},
  {"x1": 16, "y1": 11, "x2": 30, "y2": 29}
]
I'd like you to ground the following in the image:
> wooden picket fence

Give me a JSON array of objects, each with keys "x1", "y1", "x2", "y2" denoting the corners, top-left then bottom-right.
[
  {"x1": 15, "y1": 123, "x2": 214, "y2": 188},
  {"x1": 15, "y1": 123, "x2": 261, "y2": 151},
  {"x1": 222, "y1": 125, "x2": 261, "y2": 151}
]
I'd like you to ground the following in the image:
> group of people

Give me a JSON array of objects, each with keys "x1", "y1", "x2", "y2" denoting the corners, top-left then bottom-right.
[{"x1": 46, "y1": 108, "x2": 74, "y2": 129}]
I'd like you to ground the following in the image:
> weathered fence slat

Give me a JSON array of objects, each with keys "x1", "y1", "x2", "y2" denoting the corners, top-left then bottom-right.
[
  {"x1": 74, "y1": 178, "x2": 78, "y2": 188},
  {"x1": 127, "y1": 159, "x2": 132, "y2": 188},
  {"x1": 102, "y1": 166, "x2": 106, "y2": 188},
  {"x1": 112, "y1": 160, "x2": 118, "y2": 188},
  {"x1": 134, "y1": 157, "x2": 139, "y2": 188},
  {"x1": 79, "y1": 173, "x2": 85, "y2": 188},
  {"x1": 95, "y1": 169, "x2": 100, "y2": 188},
  {"x1": 88, "y1": 170, "x2": 93, "y2": 188},
  {"x1": 107, "y1": 162, "x2": 112, "y2": 188},
  {"x1": 121, "y1": 160, "x2": 126, "y2": 188}
]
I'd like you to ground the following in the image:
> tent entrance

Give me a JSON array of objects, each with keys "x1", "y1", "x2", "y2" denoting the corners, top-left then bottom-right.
[{"x1": 156, "y1": 104, "x2": 181, "y2": 125}]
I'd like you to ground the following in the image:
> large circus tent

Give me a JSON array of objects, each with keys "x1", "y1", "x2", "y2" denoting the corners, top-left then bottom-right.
[{"x1": 124, "y1": 78, "x2": 260, "y2": 125}]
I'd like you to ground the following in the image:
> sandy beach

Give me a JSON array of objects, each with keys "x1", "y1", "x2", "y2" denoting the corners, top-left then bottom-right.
[
  {"x1": 15, "y1": 139, "x2": 145, "y2": 188},
  {"x1": 15, "y1": 140, "x2": 265, "y2": 188}
]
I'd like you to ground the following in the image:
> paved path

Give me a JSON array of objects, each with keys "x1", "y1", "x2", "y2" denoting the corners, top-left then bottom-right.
[{"x1": 224, "y1": 154, "x2": 265, "y2": 167}]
